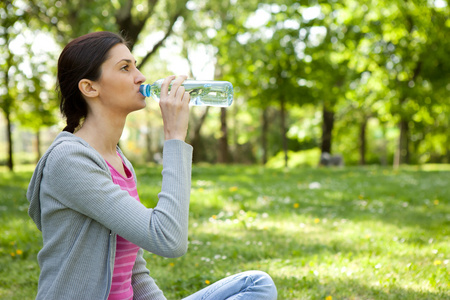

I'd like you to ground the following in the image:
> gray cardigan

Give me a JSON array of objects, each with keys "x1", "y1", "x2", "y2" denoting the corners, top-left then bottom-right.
[{"x1": 27, "y1": 132, "x2": 193, "y2": 300}]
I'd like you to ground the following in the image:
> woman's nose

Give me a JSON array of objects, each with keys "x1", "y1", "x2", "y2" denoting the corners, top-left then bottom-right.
[{"x1": 135, "y1": 69, "x2": 146, "y2": 84}]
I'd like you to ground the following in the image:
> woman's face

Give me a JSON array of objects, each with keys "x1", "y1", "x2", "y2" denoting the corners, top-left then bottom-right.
[{"x1": 95, "y1": 43, "x2": 147, "y2": 114}]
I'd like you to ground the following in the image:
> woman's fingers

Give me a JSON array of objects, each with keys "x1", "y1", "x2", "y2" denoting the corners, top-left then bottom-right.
[
  {"x1": 160, "y1": 75, "x2": 188, "y2": 103},
  {"x1": 182, "y1": 91, "x2": 191, "y2": 105},
  {"x1": 160, "y1": 75, "x2": 176, "y2": 99},
  {"x1": 169, "y1": 75, "x2": 188, "y2": 99},
  {"x1": 159, "y1": 75, "x2": 190, "y2": 141},
  {"x1": 174, "y1": 85, "x2": 186, "y2": 101}
]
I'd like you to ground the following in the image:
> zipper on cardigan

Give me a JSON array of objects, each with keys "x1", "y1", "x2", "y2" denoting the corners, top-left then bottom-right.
[{"x1": 104, "y1": 230, "x2": 113, "y2": 299}]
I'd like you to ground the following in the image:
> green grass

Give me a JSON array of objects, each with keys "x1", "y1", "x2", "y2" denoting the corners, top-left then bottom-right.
[{"x1": 0, "y1": 164, "x2": 449, "y2": 299}]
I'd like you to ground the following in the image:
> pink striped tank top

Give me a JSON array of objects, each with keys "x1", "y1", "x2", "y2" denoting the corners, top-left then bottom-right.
[{"x1": 106, "y1": 155, "x2": 140, "y2": 300}]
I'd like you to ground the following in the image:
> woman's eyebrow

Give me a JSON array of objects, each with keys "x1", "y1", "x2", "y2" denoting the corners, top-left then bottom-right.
[{"x1": 116, "y1": 58, "x2": 137, "y2": 65}]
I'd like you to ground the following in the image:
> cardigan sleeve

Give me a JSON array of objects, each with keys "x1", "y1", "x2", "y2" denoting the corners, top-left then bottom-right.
[
  {"x1": 131, "y1": 248, "x2": 167, "y2": 300},
  {"x1": 44, "y1": 139, "x2": 193, "y2": 258}
]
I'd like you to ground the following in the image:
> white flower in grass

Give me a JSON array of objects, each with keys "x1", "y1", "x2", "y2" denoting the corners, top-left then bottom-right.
[
  {"x1": 309, "y1": 182, "x2": 321, "y2": 189},
  {"x1": 282, "y1": 197, "x2": 291, "y2": 204}
]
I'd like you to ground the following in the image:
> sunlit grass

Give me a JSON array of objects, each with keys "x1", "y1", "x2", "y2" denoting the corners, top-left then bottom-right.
[{"x1": 0, "y1": 164, "x2": 449, "y2": 299}]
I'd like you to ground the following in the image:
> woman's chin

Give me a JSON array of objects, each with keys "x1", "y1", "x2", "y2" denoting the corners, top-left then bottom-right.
[
  {"x1": 126, "y1": 102, "x2": 147, "y2": 115},
  {"x1": 136, "y1": 100, "x2": 147, "y2": 110}
]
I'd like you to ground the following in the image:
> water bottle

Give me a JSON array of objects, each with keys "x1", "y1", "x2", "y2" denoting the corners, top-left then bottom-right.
[{"x1": 140, "y1": 79, "x2": 233, "y2": 107}]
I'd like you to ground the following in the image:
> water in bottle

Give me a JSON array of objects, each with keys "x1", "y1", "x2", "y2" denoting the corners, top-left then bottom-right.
[{"x1": 140, "y1": 79, "x2": 233, "y2": 107}]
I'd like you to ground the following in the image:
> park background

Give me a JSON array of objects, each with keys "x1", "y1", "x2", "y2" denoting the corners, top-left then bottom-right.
[{"x1": 1, "y1": 0, "x2": 449, "y2": 299}]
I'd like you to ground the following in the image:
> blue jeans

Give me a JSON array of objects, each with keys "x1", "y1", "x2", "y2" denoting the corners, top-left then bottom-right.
[{"x1": 182, "y1": 271, "x2": 277, "y2": 300}]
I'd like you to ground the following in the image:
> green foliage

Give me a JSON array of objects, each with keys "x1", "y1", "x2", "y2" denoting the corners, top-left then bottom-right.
[
  {"x1": 27, "y1": 0, "x2": 118, "y2": 43},
  {"x1": 179, "y1": 0, "x2": 450, "y2": 164},
  {"x1": 1, "y1": 0, "x2": 449, "y2": 167},
  {"x1": 1, "y1": 164, "x2": 449, "y2": 299}
]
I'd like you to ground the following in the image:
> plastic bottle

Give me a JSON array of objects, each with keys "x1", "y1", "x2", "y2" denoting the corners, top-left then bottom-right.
[{"x1": 140, "y1": 79, "x2": 233, "y2": 107}]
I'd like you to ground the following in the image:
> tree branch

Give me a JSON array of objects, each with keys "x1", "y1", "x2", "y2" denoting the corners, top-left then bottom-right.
[
  {"x1": 137, "y1": 12, "x2": 181, "y2": 69},
  {"x1": 27, "y1": 0, "x2": 66, "y2": 40},
  {"x1": 116, "y1": 0, "x2": 133, "y2": 24},
  {"x1": 145, "y1": 0, "x2": 158, "y2": 20}
]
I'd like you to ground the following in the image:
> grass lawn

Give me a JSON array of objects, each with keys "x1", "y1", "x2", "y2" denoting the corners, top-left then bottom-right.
[{"x1": 0, "y1": 164, "x2": 449, "y2": 299}]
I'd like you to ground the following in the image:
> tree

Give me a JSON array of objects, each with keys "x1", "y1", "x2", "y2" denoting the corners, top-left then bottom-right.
[
  {"x1": 179, "y1": 0, "x2": 450, "y2": 166},
  {"x1": 304, "y1": 0, "x2": 450, "y2": 166},
  {"x1": 222, "y1": 1, "x2": 310, "y2": 166},
  {"x1": 0, "y1": 0, "x2": 31, "y2": 171},
  {"x1": 21, "y1": 0, "x2": 191, "y2": 163},
  {"x1": 18, "y1": 39, "x2": 58, "y2": 162},
  {"x1": 350, "y1": 0, "x2": 450, "y2": 166},
  {"x1": 184, "y1": 0, "x2": 262, "y2": 163},
  {"x1": 27, "y1": 0, "x2": 190, "y2": 59}
]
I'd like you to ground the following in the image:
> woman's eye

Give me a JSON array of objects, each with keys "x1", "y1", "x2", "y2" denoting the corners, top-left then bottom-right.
[{"x1": 121, "y1": 65, "x2": 129, "y2": 71}]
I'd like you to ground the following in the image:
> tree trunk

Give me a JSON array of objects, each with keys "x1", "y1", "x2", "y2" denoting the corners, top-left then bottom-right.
[
  {"x1": 5, "y1": 112, "x2": 13, "y2": 171},
  {"x1": 191, "y1": 107, "x2": 210, "y2": 163},
  {"x1": 145, "y1": 118, "x2": 152, "y2": 162},
  {"x1": 114, "y1": 0, "x2": 184, "y2": 68},
  {"x1": 321, "y1": 103, "x2": 335, "y2": 154},
  {"x1": 359, "y1": 118, "x2": 368, "y2": 165},
  {"x1": 394, "y1": 118, "x2": 409, "y2": 167},
  {"x1": 115, "y1": 0, "x2": 158, "y2": 49},
  {"x1": 35, "y1": 129, "x2": 41, "y2": 163},
  {"x1": 280, "y1": 96, "x2": 288, "y2": 167},
  {"x1": 218, "y1": 108, "x2": 230, "y2": 163},
  {"x1": 379, "y1": 123, "x2": 388, "y2": 166},
  {"x1": 261, "y1": 108, "x2": 268, "y2": 165}
]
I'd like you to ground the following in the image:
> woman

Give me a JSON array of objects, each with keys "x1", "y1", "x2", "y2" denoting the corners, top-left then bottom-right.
[{"x1": 27, "y1": 31, "x2": 277, "y2": 300}]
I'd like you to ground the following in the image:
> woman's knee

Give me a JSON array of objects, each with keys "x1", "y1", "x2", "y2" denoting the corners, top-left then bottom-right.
[{"x1": 245, "y1": 270, "x2": 277, "y2": 299}]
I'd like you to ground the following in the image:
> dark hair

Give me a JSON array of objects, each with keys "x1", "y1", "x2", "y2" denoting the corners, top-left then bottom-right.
[{"x1": 57, "y1": 31, "x2": 127, "y2": 133}]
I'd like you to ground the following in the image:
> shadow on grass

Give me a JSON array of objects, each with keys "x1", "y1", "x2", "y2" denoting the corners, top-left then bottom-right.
[
  {"x1": 271, "y1": 274, "x2": 447, "y2": 300},
  {"x1": 188, "y1": 165, "x2": 450, "y2": 235},
  {"x1": 185, "y1": 226, "x2": 429, "y2": 267}
]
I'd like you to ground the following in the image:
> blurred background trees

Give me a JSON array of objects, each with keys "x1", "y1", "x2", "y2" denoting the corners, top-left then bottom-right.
[{"x1": 1, "y1": 0, "x2": 449, "y2": 171}]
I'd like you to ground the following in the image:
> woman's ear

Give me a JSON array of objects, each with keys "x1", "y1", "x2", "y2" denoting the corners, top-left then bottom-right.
[{"x1": 78, "y1": 79, "x2": 99, "y2": 98}]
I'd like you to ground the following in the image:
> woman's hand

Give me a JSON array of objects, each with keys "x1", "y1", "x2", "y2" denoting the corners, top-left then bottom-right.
[{"x1": 159, "y1": 75, "x2": 190, "y2": 141}]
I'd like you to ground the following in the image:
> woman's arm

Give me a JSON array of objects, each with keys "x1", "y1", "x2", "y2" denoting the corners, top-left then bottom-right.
[{"x1": 44, "y1": 139, "x2": 192, "y2": 257}]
